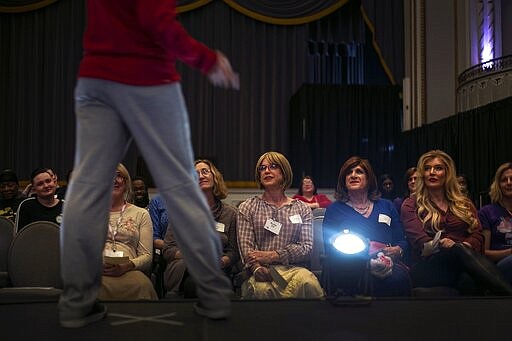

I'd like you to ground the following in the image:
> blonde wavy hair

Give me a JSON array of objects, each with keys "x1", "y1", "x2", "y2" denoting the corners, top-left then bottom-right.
[
  {"x1": 415, "y1": 150, "x2": 478, "y2": 233},
  {"x1": 489, "y1": 162, "x2": 512, "y2": 205}
]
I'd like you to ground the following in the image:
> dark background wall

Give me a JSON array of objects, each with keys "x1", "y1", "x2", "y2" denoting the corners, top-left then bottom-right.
[
  {"x1": 0, "y1": 0, "x2": 510, "y2": 205},
  {"x1": 0, "y1": 0, "x2": 381, "y2": 184}
]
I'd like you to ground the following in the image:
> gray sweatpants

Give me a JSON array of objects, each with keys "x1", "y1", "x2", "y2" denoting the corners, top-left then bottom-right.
[{"x1": 59, "y1": 78, "x2": 231, "y2": 319}]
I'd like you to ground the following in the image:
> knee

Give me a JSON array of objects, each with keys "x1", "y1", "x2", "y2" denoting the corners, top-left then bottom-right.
[
  {"x1": 301, "y1": 280, "x2": 324, "y2": 298},
  {"x1": 451, "y1": 243, "x2": 477, "y2": 260}
]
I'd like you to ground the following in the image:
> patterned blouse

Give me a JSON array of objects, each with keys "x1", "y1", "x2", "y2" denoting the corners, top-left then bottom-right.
[
  {"x1": 237, "y1": 196, "x2": 313, "y2": 266},
  {"x1": 104, "y1": 204, "x2": 153, "y2": 272}
]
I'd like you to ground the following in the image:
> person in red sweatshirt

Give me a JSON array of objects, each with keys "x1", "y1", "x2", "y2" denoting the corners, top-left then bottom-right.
[{"x1": 59, "y1": 0, "x2": 239, "y2": 328}]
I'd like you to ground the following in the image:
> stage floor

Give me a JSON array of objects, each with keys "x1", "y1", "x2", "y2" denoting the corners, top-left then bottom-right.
[{"x1": 1, "y1": 297, "x2": 510, "y2": 340}]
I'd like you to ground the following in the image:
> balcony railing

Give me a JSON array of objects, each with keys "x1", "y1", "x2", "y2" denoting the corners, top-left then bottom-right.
[
  {"x1": 458, "y1": 54, "x2": 512, "y2": 86},
  {"x1": 457, "y1": 55, "x2": 512, "y2": 112}
]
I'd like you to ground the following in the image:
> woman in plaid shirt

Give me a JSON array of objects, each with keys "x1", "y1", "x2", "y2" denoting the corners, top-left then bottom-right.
[{"x1": 237, "y1": 151, "x2": 324, "y2": 299}]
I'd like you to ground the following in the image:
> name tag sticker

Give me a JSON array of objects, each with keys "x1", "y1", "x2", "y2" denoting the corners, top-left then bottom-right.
[
  {"x1": 264, "y1": 218, "x2": 282, "y2": 235},
  {"x1": 378, "y1": 214, "x2": 391, "y2": 226},
  {"x1": 289, "y1": 214, "x2": 303, "y2": 224},
  {"x1": 215, "y1": 222, "x2": 225, "y2": 232}
]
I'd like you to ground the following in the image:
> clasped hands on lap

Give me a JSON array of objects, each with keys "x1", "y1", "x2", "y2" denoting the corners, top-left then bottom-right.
[
  {"x1": 246, "y1": 250, "x2": 280, "y2": 282},
  {"x1": 103, "y1": 261, "x2": 134, "y2": 277}
]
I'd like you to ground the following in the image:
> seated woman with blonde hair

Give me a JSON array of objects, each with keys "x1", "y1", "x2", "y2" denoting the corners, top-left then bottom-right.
[
  {"x1": 401, "y1": 150, "x2": 512, "y2": 295},
  {"x1": 99, "y1": 164, "x2": 158, "y2": 300},
  {"x1": 237, "y1": 151, "x2": 324, "y2": 299},
  {"x1": 478, "y1": 162, "x2": 512, "y2": 284}
]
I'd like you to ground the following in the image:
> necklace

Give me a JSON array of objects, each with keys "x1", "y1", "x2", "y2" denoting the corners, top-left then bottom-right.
[
  {"x1": 108, "y1": 203, "x2": 126, "y2": 252},
  {"x1": 348, "y1": 200, "x2": 371, "y2": 215}
]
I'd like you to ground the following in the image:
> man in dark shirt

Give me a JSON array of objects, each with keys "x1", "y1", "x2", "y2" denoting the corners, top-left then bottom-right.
[
  {"x1": 15, "y1": 168, "x2": 64, "y2": 233},
  {"x1": 0, "y1": 169, "x2": 26, "y2": 221}
]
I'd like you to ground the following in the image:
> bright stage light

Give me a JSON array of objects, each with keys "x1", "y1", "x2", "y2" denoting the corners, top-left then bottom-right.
[
  {"x1": 332, "y1": 229, "x2": 367, "y2": 255},
  {"x1": 324, "y1": 229, "x2": 371, "y2": 304}
]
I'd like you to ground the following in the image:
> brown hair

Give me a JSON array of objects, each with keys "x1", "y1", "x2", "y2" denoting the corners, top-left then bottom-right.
[
  {"x1": 297, "y1": 176, "x2": 317, "y2": 195},
  {"x1": 403, "y1": 167, "x2": 418, "y2": 197},
  {"x1": 335, "y1": 156, "x2": 380, "y2": 202},
  {"x1": 194, "y1": 159, "x2": 228, "y2": 200}
]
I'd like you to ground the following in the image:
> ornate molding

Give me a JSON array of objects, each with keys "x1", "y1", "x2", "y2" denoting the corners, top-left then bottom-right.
[{"x1": 457, "y1": 55, "x2": 512, "y2": 112}]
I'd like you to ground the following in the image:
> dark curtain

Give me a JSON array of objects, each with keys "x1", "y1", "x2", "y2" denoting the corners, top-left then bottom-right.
[
  {"x1": 360, "y1": 0, "x2": 404, "y2": 85},
  {"x1": 176, "y1": 1, "x2": 368, "y2": 182},
  {"x1": 0, "y1": 0, "x2": 397, "y2": 185},
  {"x1": 399, "y1": 96, "x2": 512, "y2": 206},
  {"x1": 289, "y1": 84, "x2": 402, "y2": 189},
  {"x1": 174, "y1": 1, "x2": 308, "y2": 182},
  {"x1": 0, "y1": 0, "x2": 85, "y2": 180}
]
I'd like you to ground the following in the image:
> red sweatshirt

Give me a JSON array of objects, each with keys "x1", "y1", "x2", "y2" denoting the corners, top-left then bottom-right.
[{"x1": 78, "y1": 0, "x2": 217, "y2": 85}]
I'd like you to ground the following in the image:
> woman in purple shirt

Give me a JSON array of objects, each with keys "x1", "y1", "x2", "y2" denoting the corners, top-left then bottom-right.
[{"x1": 478, "y1": 162, "x2": 512, "y2": 283}]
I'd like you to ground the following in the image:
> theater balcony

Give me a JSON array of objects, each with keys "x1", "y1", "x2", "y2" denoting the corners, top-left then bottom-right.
[{"x1": 457, "y1": 54, "x2": 512, "y2": 112}]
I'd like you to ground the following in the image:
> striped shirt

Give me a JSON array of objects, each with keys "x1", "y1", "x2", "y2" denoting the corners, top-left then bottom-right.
[{"x1": 237, "y1": 196, "x2": 313, "y2": 266}]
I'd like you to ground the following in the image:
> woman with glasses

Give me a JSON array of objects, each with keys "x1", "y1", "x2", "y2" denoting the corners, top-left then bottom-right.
[
  {"x1": 237, "y1": 151, "x2": 324, "y2": 299},
  {"x1": 293, "y1": 176, "x2": 332, "y2": 209},
  {"x1": 162, "y1": 159, "x2": 240, "y2": 298},
  {"x1": 323, "y1": 156, "x2": 411, "y2": 297},
  {"x1": 401, "y1": 150, "x2": 512, "y2": 295},
  {"x1": 99, "y1": 164, "x2": 158, "y2": 300}
]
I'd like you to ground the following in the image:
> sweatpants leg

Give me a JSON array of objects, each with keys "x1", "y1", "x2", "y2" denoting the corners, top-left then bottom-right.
[
  {"x1": 59, "y1": 78, "x2": 131, "y2": 319},
  {"x1": 112, "y1": 82, "x2": 232, "y2": 314}
]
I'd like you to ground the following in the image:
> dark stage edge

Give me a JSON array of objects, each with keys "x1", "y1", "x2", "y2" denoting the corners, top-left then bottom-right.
[{"x1": 1, "y1": 297, "x2": 511, "y2": 340}]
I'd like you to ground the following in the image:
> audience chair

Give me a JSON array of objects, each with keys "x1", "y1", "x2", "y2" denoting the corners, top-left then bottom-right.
[
  {"x1": 0, "y1": 217, "x2": 14, "y2": 287},
  {"x1": 310, "y1": 208, "x2": 326, "y2": 279},
  {"x1": 0, "y1": 221, "x2": 62, "y2": 303},
  {"x1": 150, "y1": 248, "x2": 167, "y2": 299}
]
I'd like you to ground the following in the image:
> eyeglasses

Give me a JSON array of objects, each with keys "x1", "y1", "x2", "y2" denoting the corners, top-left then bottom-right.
[
  {"x1": 258, "y1": 163, "x2": 280, "y2": 172},
  {"x1": 197, "y1": 168, "x2": 211, "y2": 176}
]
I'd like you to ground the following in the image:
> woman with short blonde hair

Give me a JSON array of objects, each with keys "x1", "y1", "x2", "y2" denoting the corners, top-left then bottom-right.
[{"x1": 238, "y1": 151, "x2": 324, "y2": 299}]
